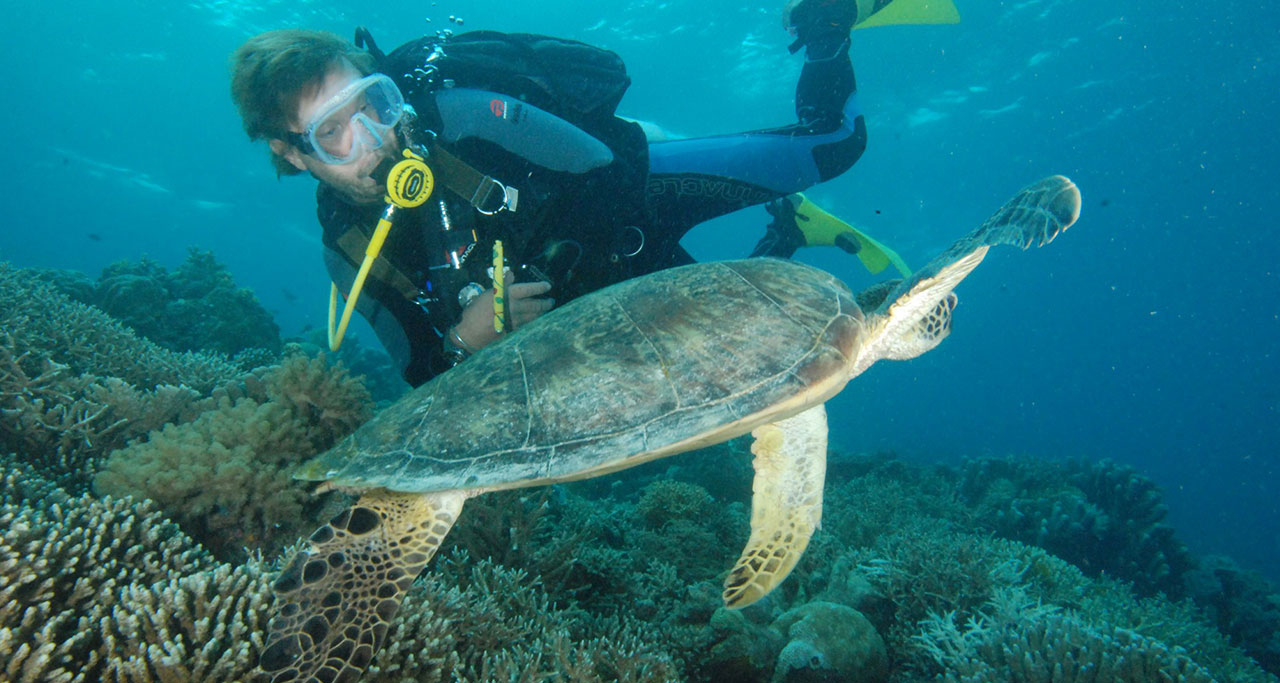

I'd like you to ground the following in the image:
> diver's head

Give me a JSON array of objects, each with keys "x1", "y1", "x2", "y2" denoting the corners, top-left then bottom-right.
[
  {"x1": 231, "y1": 30, "x2": 401, "y2": 205},
  {"x1": 274, "y1": 63, "x2": 405, "y2": 205}
]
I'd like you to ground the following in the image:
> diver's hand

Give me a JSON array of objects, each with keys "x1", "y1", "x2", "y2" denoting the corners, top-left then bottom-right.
[{"x1": 455, "y1": 275, "x2": 554, "y2": 351}]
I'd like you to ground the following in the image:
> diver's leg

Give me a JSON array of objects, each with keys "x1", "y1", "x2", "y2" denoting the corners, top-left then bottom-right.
[{"x1": 644, "y1": 6, "x2": 864, "y2": 233}]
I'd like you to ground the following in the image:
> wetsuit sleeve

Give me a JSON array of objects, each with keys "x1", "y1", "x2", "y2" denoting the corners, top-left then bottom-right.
[{"x1": 644, "y1": 41, "x2": 865, "y2": 234}]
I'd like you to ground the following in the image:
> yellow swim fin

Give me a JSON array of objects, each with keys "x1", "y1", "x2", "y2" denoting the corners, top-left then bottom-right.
[
  {"x1": 792, "y1": 194, "x2": 912, "y2": 277},
  {"x1": 854, "y1": 0, "x2": 961, "y2": 30}
]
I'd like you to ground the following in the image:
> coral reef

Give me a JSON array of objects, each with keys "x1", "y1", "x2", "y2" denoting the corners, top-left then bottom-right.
[
  {"x1": 0, "y1": 452, "x2": 226, "y2": 680},
  {"x1": 1, "y1": 456, "x2": 685, "y2": 682},
  {"x1": 1, "y1": 262, "x2": 246, "y2": 491},
  {"x1": 94, "y1": 354, "x2": 373, "y2": 560},
  {"x1": 36, "y1": 248, "x2": 282, "y2": 361},
  {"x1": 913, "y1": 587, "x2": 1216, "y2": 682},
  {"x1": 5, "y1": 252, "x2": 1279, "y2": 681},
  {"x1": 0, "y1": 262, "x2": 244, "y2": 393},
  {"x1": 960, "y1": 456, "x2": 1194, "y2": 597},
  {"x1": 1185, "y1": 555, "x2": 1280, "y2": 674},
  {"x1": 7, "y1": 439, "x2": 1280, "y2": 682}
]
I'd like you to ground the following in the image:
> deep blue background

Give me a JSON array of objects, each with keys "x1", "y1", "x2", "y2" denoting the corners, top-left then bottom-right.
[{"x1": 2, "y1": 1, "x2": 1277, "y2": 581}]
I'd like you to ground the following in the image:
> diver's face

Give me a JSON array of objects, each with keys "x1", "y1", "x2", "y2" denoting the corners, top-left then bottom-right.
[{"x1": 272, "y1": 60, "x2": 399, "y2": 206}]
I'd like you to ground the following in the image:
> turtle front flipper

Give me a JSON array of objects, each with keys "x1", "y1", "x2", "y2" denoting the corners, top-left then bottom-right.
[
  {"x1": 724, "y1": 404, "x2": 827, "y2": 609},
  {"x1": 258, "y1": 489, "x2": 467, "y2": 682},
  {"x1": 853, "y1": 175, "x2": 1081, "y2": 373}
]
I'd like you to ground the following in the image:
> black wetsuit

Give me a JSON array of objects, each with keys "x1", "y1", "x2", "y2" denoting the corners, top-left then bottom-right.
[{"x1": 320, "y1": 36, "x2": 864, "y2": 387}]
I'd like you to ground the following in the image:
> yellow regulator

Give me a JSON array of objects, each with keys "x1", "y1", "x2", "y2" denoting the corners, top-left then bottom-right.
[{"x1": 384, "y1": 148, "x2": 434, "y2": 208}]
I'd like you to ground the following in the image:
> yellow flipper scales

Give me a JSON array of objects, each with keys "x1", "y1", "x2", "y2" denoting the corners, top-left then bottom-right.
[
  {"x1": 724, "y1": 404, "x2": 828, "y2": 608},
  {"x1": 258, "y1": 490, "x2": 466, "y2": 682}
]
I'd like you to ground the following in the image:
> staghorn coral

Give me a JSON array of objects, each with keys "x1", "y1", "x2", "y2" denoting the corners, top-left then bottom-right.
[
  {"x1": 826, "y1": 506, "x2": 1272, "y2": 682},
  {"x1": 793, "y1": 462, "x2": 970, "y2": 600},
  {"x1": 0, "y1": 261, "x2": 247, "y2": 491},
  {"x1": 913, "y1": 587, "x2": 1216, "y2": 682},
  {"x1": 384, "y1": 553, "x2": 685, "y2": 682},
  {"x1": 0, "y1": 453, "x2": 218, "y2": 680},
  {"x1": 443, "y1": 488, "x2": 565, "y2": 573},
  {"x1": 7, "y1": 440, "x2": 1279, "y2": 681},
  {"x1": 98, "y1": 560, "x2": 275, "y2": 682},
  {"x1": 3, "y1": 454, "x2": 692, "y2": 682},
  {"x1": 94, "y1": 354, "x2": 372, "y2": 560}
]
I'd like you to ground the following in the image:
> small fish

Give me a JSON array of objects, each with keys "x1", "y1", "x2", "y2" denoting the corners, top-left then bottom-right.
[{"x1": 87, "y1": 233, "x2": 103, "y2": 241}]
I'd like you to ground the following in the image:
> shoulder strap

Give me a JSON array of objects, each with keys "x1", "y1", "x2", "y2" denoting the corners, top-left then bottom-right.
[{"x1": 334, "y1": 228, "x2": 422, "y2": 303}]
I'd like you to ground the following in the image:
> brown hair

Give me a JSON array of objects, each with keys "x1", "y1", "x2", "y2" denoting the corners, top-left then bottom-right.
[{"x1": 229, "y1": 30, "x2": 377, "y2": 176}]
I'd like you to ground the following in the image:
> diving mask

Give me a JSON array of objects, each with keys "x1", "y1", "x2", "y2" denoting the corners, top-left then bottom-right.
[{"x1": 288, "y1": 74, "x2": 405, "y2": 165}]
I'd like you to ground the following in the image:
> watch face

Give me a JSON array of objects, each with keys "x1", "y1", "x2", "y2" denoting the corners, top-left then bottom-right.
[{"x1": 457, "y1": 282, "x2": 485, "y2": 309}]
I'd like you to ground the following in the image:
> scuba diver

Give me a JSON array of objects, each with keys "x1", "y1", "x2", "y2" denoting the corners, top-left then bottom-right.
[{"x1": 230, "y1": 0, "x2": 957, "y2": 388}]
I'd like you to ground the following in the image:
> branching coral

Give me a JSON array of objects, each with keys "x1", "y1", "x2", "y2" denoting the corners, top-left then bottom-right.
[
  {"x1": 914, "y1": 587, "x2": 1217, "y2": 682},
  {"x1": 0, "y1": 340, "x2": 208, "y2": 491},
  {"x1": 404, "y1": 554, "x2": 684, "y2": 682},
  {"x1": 831, "y1": 519, "x2": 1272, "y2": 682},
  {"x1": 0, "y1": 262, "x2": 244, "y2": 393},
  {"x1": 0, "y1": 453, "x2": 218, "y2": 680},
  {"x1": 3, "y1": 453, "x2": 694, "y2": 682},
  {"x1": 1, "y1": 259, "x2": 250, "y2": 489}
]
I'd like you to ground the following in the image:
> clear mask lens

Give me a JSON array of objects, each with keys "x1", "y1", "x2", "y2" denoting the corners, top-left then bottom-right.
[{"x1": 305, "y1": 74, "x2": 405, "y2": 164}]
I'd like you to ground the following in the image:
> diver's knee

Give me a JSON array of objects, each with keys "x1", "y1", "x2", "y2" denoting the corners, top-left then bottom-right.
[{"x1": 813, "y1": 115, "x2": 866, "y2": 182}]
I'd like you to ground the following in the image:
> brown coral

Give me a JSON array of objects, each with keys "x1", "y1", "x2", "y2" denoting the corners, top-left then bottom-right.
[
  {"x1": 0, "y1": 453, "x2": 217, "y2": 680},
  {"x1": 0, "y1": 341, "x2": 208, "y2": 491},
  {"x1": 94, "y1": 354, "x2": 372, "y2": 560}
]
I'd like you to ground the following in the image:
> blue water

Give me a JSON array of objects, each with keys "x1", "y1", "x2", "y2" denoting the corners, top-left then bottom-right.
[{"x1": 2, "y1": 0, "x2": 1277, "y2": 582}]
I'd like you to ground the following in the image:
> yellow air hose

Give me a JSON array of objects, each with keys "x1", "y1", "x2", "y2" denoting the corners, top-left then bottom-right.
[{"x1": 328, "y1": 149, "x2": 434, "y2": 351}]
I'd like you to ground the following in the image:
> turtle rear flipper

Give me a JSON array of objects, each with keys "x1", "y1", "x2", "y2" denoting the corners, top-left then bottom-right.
[
  {"x1": 259, "y1": 490, "x2": 466, "y2": 682},
  {"x1": 853, "y1": 175, "x2": 1081, "y2": 373},
  {"x1": 724, "y1": 404, "x2": 827, "y2": 609}
]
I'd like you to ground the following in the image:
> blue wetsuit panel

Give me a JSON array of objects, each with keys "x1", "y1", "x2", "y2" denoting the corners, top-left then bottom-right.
[{"x1": 648, "y1": 94, "x2": 862, "y2": 194}]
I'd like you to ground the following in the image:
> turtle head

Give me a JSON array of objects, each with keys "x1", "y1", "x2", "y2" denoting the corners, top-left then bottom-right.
[
  {"x1": 850, "y1": 255, "x2": 977, "y2": 377},
  {"x1": 293, "y1": 435, "x2": 365, "y2": 484}
]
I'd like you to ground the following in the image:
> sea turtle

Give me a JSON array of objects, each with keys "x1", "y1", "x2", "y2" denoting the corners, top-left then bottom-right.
[{"x1": 259, "y1": 175, "x2": 1081, "y2": 682}]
